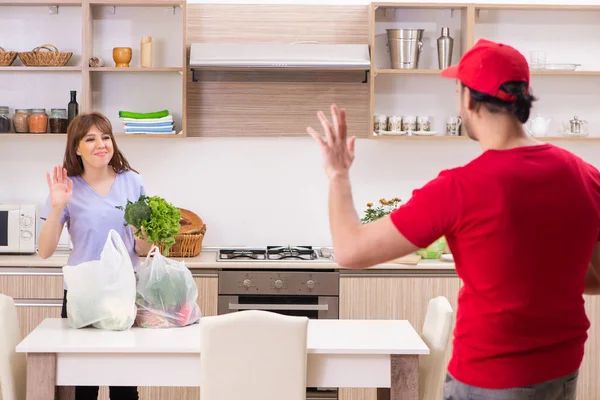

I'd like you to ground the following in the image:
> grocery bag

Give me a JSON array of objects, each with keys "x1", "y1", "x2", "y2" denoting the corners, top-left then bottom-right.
[
  {"x1": 62, "y1": 229, "x2": 137, "y2": 330},
  {"x1": 135, "y1": 245, "x2": 202, "y2": 328}
]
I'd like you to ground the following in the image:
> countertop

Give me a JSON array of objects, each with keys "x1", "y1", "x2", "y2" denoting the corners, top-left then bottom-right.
[{"x1": 0, "y1": 250, "x2": 456, "y2": 271}]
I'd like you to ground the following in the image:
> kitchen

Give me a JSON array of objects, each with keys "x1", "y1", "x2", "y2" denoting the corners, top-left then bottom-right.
[{"x1": 1, "y1": 0, "x2": 600, "y2": 400}]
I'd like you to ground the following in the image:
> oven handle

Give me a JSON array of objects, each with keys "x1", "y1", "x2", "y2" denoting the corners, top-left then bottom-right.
[{"x1": 228, "y1": 303, "x2": 329, "y2": 311}]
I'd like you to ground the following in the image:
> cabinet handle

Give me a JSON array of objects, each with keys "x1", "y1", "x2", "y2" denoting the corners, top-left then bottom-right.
[
  {"x1": 229, "y1": 303, "x2": 328, "y2": 311},
  {"x1": 14, "y1": 299, "x2": 63, "y2": 307}
]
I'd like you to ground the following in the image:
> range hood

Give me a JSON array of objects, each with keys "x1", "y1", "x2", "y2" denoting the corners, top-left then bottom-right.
[{"x1": 189, "y1": 42, "x2": 370, "y2": 72}]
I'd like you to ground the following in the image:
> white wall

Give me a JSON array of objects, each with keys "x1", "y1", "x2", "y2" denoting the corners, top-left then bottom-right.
[{"x1": 3, "y1": 1, "x2": 600, "y2": 247}]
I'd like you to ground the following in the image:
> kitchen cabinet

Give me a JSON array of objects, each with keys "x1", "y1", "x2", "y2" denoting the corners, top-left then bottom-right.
[
  {"x1": 338, "y1": 272, "x2": 461, "y2": 400},
  {"x1": 578, "y1": 295, "x2": 600, "y2": 400},
  {"x1": 0, "y1": 0, "x2": 187, "y2": 138}
]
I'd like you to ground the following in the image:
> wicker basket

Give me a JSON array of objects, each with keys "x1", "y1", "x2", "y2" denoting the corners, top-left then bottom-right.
[
  {"x1": 140, "y1": 224, "x2": 207, "y2": 258},
  {"x1": 18, "y1": 44, "x2": 72, "y2": 67},
  {"x1": 0, "y1": 47, "x2": 17, "y2": 67}
]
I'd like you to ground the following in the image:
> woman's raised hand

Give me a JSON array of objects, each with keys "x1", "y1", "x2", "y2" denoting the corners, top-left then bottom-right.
[{"x1": 46, "y1": 165, "x2": 73, "y2": 209}]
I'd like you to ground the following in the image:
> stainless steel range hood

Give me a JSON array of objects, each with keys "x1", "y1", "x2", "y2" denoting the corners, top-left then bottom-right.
[{"x1": 189, "y1": 42, "x2": 370, "y2": 72}]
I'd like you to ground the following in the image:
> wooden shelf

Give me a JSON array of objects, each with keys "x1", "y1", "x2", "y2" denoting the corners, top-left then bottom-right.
[
  {"x1": 0, "y1": 133, "x2": 66, "y2": 137},
  {"x1": 475, "y1": 4, "x2": 600, "y2": 11},
  {"x1": 89, "y1": 0, "x2": 184, "y2": 5},
  {"x1": 375, "y1": 69, "x2": 442, "y2": 75},
  {"x1": 89, "y1": 67, "x2": 183, "y2": 73},
  {"x1": 114, "y1": 133, "x2": 184, "y2": 138},
  {"x1": 0, "y1": 66, "x2": 81, "y2": 72},
  {"x1": 531, "y1": 70, "x2": 600, "y2": 76},
  {"x1": 372, "y1": 134, "x2": 467, "y2": 140},
  {"x1": 373, "y1": 2, "x2": 468, "y2": 10},
  {"x1": 0, "y1": 0, "x2": 81, "y2": 5}
]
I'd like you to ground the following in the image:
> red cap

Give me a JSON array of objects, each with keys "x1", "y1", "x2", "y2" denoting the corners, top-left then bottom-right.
[{"x1": 441, "y1": 39, "x2": 529, "y2": 102}]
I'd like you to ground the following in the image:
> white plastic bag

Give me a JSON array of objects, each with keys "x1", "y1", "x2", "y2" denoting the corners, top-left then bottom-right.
[
  {"x1": 135, "y1": 246, "x2": 202, "y2": 328},
  {"x1": 62, "y1": 229, "x2": 137, "y2": 331}
]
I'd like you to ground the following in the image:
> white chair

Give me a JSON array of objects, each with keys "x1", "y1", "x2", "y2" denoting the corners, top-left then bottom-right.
[
  {"x1": 199, "y1": 310, "x2": 309, "y2": 400},
  {"x1": 419, "y1": 296, "x2": 455, "y2": 400},
  {"x1": 0, "y1": 294, "x2": 26, "y2": 400}
]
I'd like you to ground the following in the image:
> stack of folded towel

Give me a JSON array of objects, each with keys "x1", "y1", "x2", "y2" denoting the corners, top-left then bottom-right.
[{"x1": 119, "y1": 110, "x2": 177, "y2": 135}]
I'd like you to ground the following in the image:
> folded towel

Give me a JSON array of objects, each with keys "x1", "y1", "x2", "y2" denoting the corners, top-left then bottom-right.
[
  {"x1": 120, "y1": 116, "x2": 173, "y2": 123},
  {"x1": 118, "y1": 110, "x2": 170, "y2": 119},
  {"x1": 125, "y1": 126, "x2": 175, "y2": 133},
  {"x1": 124, "y1": 130, "x2": 177, "y2": 135},
  {"x1": 123, "y1": 121, "x2": 173, "y2": 127}
]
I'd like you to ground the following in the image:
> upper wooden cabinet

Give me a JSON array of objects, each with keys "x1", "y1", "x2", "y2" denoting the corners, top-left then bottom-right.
[{"x1": 0, "y1": 0, "x2": 187, "y2": 138}]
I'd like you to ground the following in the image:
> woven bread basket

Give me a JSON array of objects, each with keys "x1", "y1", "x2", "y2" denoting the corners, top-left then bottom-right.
[
  {"x1": 0, "y1": 47, "x2": 17, "y2": 67},
  {"x1": 18, "y1": 44, "x2": 72, "y2": 67}
]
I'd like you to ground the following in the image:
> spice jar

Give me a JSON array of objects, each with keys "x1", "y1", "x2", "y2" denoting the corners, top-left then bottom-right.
[
  {"x1": 49, "y1": 108, "x2": 68, "y2": 133},
  {"x1": 13, "y1": 109, "x2": 30, "y2": 133},
  {"x1": 0, "y1": 106, "x2": 11, "y2": 133},
  {"x1": 28, "y1": 109, "x2": 48, "y2": 133}
]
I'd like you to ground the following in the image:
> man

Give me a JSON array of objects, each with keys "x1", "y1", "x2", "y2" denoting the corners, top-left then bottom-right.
[{"x1": 307, "y1": 39, "x2": 600, "y2": 399}]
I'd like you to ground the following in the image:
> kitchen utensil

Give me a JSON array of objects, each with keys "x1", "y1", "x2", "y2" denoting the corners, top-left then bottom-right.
[
  {"x1": 141, "y1": 36, "x2": 153, "y2": 68},
  {"x1": 446, "y1": 116, "x2": 462, "y2": 136},
  {"x1": 386, "y1": 29, "x2": 424, "y2": 69},
  {"x1": 437, "y1": 27, "x2": 453, "y2": 69},
  {"x1": 527, "y1": 114, "x2": 551, "y2": 136},
  {"x1": 113, "y1": 47, "x2": 132, "y2": 68},
  {"x1": 561, "y1": 115, "x2": 588, "y2": 137}
]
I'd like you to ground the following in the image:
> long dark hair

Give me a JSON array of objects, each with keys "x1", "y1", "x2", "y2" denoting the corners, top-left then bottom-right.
[
  {"x1": 462, "y1": 81, "x2": 537, "y2": 124},
  {"x1": 63, "y1": 112, "x2": 137, "y2": 177}
]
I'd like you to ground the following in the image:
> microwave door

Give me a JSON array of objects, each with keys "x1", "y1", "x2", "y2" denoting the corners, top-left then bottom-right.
[{"x1": 0, "y1": 210, "x2": 20, "y2": 252}]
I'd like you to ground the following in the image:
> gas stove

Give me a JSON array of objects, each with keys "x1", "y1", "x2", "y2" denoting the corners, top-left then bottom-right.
[{"x1": 217, "y1": 246, "x2": 334, "y2": 262}]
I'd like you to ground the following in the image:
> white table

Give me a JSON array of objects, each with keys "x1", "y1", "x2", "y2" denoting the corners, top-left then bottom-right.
[{"x1": 17, "y1": 318, "x2": 429, "y2": 400}]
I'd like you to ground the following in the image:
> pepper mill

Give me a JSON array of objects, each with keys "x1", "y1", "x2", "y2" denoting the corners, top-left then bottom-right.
[{"x1": 437, "y1": 27, "x2": 454, "y2": 69}]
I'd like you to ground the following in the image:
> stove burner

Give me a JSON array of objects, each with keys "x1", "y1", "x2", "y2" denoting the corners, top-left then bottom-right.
[
  {"x1": 219, "y1": 249, "x2": 266, "y2": 260},
  {"x1": 267, "y1": 246, "x2": 317, "y2": 261}
]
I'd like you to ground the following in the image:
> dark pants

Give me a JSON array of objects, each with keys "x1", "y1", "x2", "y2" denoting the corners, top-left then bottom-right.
[{"x1": 61, "y1": 290, "x2": 139, "y2": 400}]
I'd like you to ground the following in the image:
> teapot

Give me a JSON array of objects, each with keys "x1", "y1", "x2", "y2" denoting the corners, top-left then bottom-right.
[
  {"x1": 561, "y1": 115, "x2": 588, "y2": 137},
  {"x1": 527, "y1": 114, "x2": 551, "y2": 136}
]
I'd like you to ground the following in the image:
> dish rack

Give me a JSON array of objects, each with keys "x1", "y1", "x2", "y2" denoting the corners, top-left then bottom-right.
[
  {"x1": 18, "y1": 44, "x2": 72, "y2": 67},
  {"x1": 0, "y1": 47, "x2": 17, "y2": 66}
]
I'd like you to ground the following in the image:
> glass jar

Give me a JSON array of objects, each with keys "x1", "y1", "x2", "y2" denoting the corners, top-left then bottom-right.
[
  {"x1": 0, "y1": 106, "x2": 11, "y2": 133},
  {"x1": 49, "y1": 108, "x2": 68, "y2": 133},
  {"x1": 13, "y1": 109, "x2": 30, "y2": 133},
  {"x1": 28, "y1": 109, "x2": 48, "y2": 133}
]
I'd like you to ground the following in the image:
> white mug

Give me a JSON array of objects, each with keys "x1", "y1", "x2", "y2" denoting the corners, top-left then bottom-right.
[
  {"x1": 417, "y1": 116, "x2": 433, "y2": 132},
  {"x1": 374, "y1": 114, "x2": 387, "y2": 133},
  {"x1": 402, "y1": 116, "x2": 417, "y2": 132},
  {"x1": 388, "y1": 116, "x2": 402, "y2": 133},
  {"x1": 446, "y1": 116, "x2": 462, "y2": 136}
]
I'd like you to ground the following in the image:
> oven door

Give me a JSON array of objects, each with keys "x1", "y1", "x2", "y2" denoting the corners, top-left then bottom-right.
[
  {"x1": 0, "y1": 209, "x2": 20, "y2": 253},
  {"x1": 218, "y1": 295, "x2": 338, "y2": 319}
]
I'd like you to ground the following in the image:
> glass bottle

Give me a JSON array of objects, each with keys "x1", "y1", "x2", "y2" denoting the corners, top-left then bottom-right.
[
  {"x1": 28, "y1": 109, "x2": 48, "y2": 133},
  {"x1": 0, "y1": 106, "x2": 10, "y2": 133},
  {"x1": 49, "y1": 108, "x2": 69, "y2": 133},
  {"x1": 13, "y1": 109, "x2": 30, "y2": 133},
  {"x1": 68, "y1": 91, "x2": 79, "y2": 125}
]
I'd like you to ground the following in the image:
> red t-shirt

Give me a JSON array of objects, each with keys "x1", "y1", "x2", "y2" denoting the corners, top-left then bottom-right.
[{"x1": 390, "y1": 143, "x2": 600, "y2": 389}]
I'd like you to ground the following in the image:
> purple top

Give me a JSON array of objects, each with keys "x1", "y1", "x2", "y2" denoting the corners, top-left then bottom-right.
[{"x1": 41, "y1": 170, "x2": 146, "y2": 273}]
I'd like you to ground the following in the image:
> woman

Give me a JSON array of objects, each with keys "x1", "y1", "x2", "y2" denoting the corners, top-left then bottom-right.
[{"x1": 38, "y1": 112, "x2": 152, "y2": 400}]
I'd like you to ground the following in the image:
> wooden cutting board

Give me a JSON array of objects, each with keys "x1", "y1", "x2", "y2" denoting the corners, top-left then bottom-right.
[{"x1": 387, "y1": 254, "x2": 421, "y2": 265}]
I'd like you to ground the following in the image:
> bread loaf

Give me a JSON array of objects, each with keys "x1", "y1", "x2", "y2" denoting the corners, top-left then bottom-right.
[{"x1": 179, "y1": 208, "x2": 204, "y2": 234}]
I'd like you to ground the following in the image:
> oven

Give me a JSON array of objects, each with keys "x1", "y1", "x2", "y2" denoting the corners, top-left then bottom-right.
[{"x1": 218, "y1": 267, "x2": 339, "y2": 400}]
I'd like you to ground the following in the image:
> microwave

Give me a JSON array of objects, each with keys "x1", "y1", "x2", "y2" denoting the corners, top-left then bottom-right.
[{"x1": 0, "y1": 204, "x2": 36, "y2": 254}]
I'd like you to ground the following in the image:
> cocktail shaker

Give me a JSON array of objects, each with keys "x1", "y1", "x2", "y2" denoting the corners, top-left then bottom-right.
[{"x1": 437, "y1": 27, "x2": 454, "y2": 69}]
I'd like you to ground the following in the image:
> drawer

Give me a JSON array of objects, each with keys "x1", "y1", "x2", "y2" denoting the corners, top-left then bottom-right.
[{"x1": 0, "y1": 269, "x2": 64, "y2": 299}]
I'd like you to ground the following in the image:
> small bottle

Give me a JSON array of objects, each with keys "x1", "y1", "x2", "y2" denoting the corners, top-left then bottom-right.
[
  {"x1": 68, "y1": 90, "x2": 79, "y2": 126},
  {"x1": 0, "y1": 106, "x2": 11, "y2": 133},
  {"x1": 141, "y1": 36, "x2": 153, "y2": 68},
  {"x1": 437, "y1": 27, "x2": 454, "y2": 70}
]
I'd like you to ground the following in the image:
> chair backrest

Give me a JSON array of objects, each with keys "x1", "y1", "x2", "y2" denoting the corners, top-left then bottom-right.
[
  {"x1": 419, "y1": 296, "x2": 455, "y2": 400},
  {"x1": 200, "y1": 310, "x2": 309, "y2": 400},
  {"x1": 0, "y1": 294, "x2": 26, "y2": 400}
]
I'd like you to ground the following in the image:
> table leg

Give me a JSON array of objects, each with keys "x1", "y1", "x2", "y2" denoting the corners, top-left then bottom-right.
[
  {"x1": 26, "y1": 353, "x2": 56, "y2": 400},
  {"x1": 384, "y1": 355, "x2": 419, "y2": 400}
]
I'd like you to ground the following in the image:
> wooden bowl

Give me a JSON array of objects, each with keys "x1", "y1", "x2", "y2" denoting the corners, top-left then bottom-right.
[{"x1": 112, "y1": 47, "x2": 132, "y2": 68}]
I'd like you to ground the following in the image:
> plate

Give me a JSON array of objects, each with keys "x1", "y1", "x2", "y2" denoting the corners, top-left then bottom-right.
[
  {"x1": 541, "y1": 63, "x2": 581, "y2": 71},
  {"x1": 376, "y1": 130, "x2": 408, "y2": 136},
  {"x1": 440, "y1": 254, "x2": 454, "y2": 262},
  {"x1": 412, "y1": 131, "x2": 437, "y2": 136}
]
